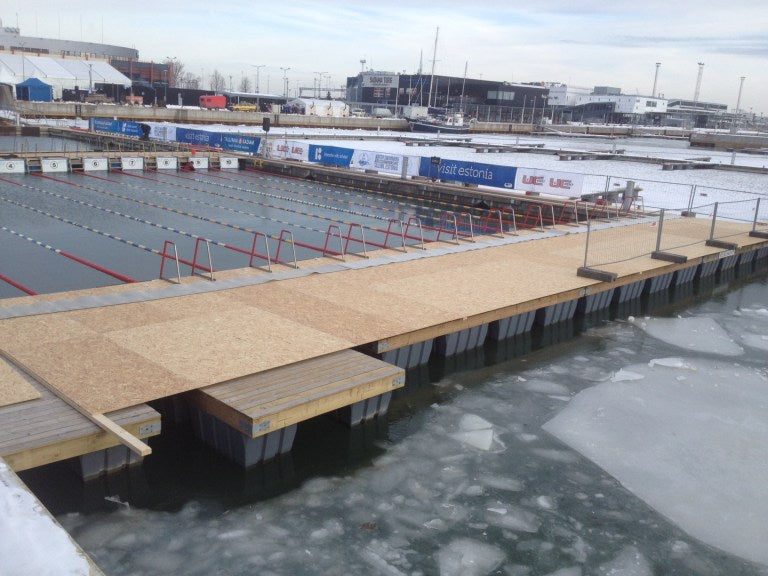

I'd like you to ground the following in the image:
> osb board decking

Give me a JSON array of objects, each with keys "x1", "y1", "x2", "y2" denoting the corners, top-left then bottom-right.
[
  {"x1": 0, "y1": 358, "x2": 41, "y2": 407},
  {"x1": 0, "y1": 218, "x2": 763, "y2": 414}
]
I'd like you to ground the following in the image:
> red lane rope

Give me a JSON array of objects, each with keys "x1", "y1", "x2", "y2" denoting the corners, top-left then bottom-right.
[
  {"x1": 58, "y1": 251, "x2": 138, "y2": 283},
  {"x1": 0, "y1": 273, "x2": 38, "y2": 295}
]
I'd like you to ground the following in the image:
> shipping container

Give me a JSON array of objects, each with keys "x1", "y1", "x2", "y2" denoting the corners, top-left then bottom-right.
[{"x1": 199, "y1": 95, "x2": 227, "y2": 109}]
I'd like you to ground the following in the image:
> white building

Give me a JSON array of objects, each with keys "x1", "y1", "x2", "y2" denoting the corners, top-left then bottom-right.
[{"x1": 548, "y1": 84, "x2": 667, "y2": 115}]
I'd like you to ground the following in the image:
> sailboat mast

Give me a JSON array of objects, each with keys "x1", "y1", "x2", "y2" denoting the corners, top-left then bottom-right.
[
  {"x1": 427, "y1": 27, "x2": 439, "y2": 109},
  {"x1": 460, "y1": 61, "x2": 468, "y2": 113}
]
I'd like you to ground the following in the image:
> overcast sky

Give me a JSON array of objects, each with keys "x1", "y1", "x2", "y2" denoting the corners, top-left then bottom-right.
[{"x1": 6, "y1": 1, "x2": 767, "y2": 113}]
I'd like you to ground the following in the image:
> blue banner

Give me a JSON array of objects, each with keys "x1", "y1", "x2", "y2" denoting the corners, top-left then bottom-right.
[
  {"x1": 418, "y1": 157, "x2": 517, "y2": 190},
  {"x1": 308, "y1": 144, "x2": 354, "y2": 167},
  {"x1": 175, "y1": 127, "x2": 222, "y2": 148},
  {"x1": 91, "y1": 118, "x2": 143, "y2": 137},
  {"x1": 221, "y1": 133, "x2": 261, "y2": 154}
]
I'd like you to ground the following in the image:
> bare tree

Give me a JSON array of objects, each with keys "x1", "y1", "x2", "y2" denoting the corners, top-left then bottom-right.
[
  {"x1": 181, "y1": 72, "x2": 200, "y2": 90},
  {"x1": 209, "y1": 69, "x2": 226, "y2": 93},
  {"x1": 238, "y1": 76, "x2": 252, "y2": 93},
  {"x1": 164, "y1": 58, "x2": 185, "y2": 87}
]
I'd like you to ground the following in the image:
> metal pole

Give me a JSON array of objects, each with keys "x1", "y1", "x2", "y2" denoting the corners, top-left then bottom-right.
[
  {"x1": 708, "y1": 202, "x2": 719, "y2": 241},
  {"x1": 753, "y1": 198, "x2": 761, "y2": 232},
  {"x1": 655, "y1": 209, "x2": 665, "y2": 252},
  {"x1": 583, "y1": 221, "x2": 591, "y2": 268},
  {"x1": 687, "y1": 184, "x2": 697, "y2": 213}
]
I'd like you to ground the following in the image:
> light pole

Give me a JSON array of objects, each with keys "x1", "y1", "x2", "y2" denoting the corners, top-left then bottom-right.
[
  {"x1": 314, "y1": 71, "x2": 326, "y2": 98},
  {"x1": 280, "y1": 67, "x2": 291, "y2": 97},
  {"x1": 252, "y1": 64, "x2": 265, "y2": 93},
  {"x1": 652, "y1": 62, "x2": 661, "y2": 97},
  {"x1": 19, "y1": 41, "x2": 25, "y2": 82},
  {"x1": 735, "y1": 76, "x2": 746, "y2": 113}
]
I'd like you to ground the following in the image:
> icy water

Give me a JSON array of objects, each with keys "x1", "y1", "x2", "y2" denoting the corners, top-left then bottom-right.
[
  {"x1": 19, "y1": 266, "x2": 768, "y2": 576},
  {"x1": 8, "y1": 132, "x2": 768, "y2": 575}
]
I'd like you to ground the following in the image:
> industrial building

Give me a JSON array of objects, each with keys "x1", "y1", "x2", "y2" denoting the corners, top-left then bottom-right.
[{"x1": 346, "y1": 71, "x2": 549, "y2": 123}]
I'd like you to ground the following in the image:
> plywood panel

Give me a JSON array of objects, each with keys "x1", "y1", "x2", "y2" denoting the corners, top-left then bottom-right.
[
  {"x1": 0, "y1": 358, "x2": 40, "y2": 407},
  {"x1": 105, "y1": 306, "x2": 354, "y2": 389}
]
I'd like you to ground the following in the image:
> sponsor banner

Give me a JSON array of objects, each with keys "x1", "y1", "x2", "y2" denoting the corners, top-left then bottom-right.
[
  {"x1": 268, "y1": 140, "x2": 310, "y2": 162},
  {"x1": 309, "y1": 145, "x2": 354, "y2": 167},
  {"x1": 514, "y1": 168, "x2": 584, "y2": 197},
  {"x1": 221, "y1": 133, "x2": 261, "y2": 155},
  {"x1": 361, "y1": 74, "x2": 399, "y2": 88},
  {"x1": 418, "y1": 157, "x2": 517, "y2": 189},
  {"x1": 176, "y1": 127, "x2": 222, "y2": 148},
  {"x1": 350, "y1": 150, "x2": 405, "y2": 175},
  {"x1": 150, "y1": 125, "x2": 173, "y2": 142},
  {"x1": 91, "y1": 117, "x2": 144, "y2": 137}
]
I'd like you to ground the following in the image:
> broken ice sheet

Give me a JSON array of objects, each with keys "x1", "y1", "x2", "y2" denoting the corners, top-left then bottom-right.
[
  {"x1": 631, "y1": 316, "x2": 744, "y2": 356},
  {"x1": 543, "y1": 357, "x2": 768, "y2": 565}
]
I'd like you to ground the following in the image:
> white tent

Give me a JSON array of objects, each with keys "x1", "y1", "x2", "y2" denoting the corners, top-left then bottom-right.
[
  {"x1": 0, "y1": 54, "x2": 131, "y2": 99},
  {"x1": 287, "y1": 98, "x2": 350, "y2": 118}
]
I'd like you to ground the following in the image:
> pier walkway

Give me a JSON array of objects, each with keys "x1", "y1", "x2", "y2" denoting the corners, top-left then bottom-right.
[{"x1": 0, "y1": 214, "x2": 766, "y2": 470}]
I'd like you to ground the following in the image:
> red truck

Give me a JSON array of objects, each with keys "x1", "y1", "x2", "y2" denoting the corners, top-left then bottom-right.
[{"x1": 199, "y1": 95, "x2": 227, "y2": 109}]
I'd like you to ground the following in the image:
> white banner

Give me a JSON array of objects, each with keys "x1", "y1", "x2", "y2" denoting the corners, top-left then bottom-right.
[
  {"x1": 267, "y1": 140, "x2": 310, "y2": 162},
  {"x1": 361, "y1": 74, "x2": 399, "y2": 88},
  {"x1": 190, "y1": 157, "x2": 209, "y2": 170},
  {"x1": 156, "y1": 157, "x2": 178, "y2": 170},
  {"x1": 41, "y1": 158, "x2": 68, "y2": 173},
  {"x1": 83, "y1": 158, "x2": 108, "y2": 171},
  {"x1": 350, "y1": 150, "x2": 406, "y2": 175},
  {"x1": 0, "y1": 160, "x2": 25, "y2": 173},
  {"x1": 151, "y1": 125, "x2": 175, "y2": 142},
  {"x1": 121, "y1": 157, "x2": 144, "y2": 171},
  {"x1": 514, "y1": 168, "x2": 584, "y2": 197}
]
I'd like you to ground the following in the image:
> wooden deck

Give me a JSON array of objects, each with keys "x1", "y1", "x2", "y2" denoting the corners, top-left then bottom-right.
[
  {"x1": 0, "y1": 217, "x2": 765, "y2": 465},
  {"x1": 0, "y1": 359, "x2": 160, "y2": 471},
  {"x1": 185, "y1": 349, "x2": 404, "y2": 438}
]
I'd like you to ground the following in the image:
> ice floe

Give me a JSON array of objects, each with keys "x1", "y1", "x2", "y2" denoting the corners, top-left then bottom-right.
[{"x1": 544, "y1": 357, "x2": 768, "y2": 565}]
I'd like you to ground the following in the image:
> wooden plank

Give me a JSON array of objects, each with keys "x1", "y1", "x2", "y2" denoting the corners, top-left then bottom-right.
[
  {"x1": 0, "y1": 349, "x2": 152, "y2": 458},
  {"x1": 0, "y1": 357, "x2": 41, "y2": 407},
  {"x1": 3, "y1": 408, "x2": 160, "y2": 472},
  {"x1": 210, "y1": 351, "x2": 377, "y2": 404},
  {"x1": 187, "y1": 350, "x2": 404, "y2": 438}
]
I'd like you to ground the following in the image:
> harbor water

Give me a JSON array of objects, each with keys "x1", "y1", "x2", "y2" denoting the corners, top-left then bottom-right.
[{"x1": 10, "y1": 133, "x2": 768, "y2": 575}]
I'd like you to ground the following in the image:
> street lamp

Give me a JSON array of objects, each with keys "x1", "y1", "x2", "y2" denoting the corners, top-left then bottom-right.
[
  {"x1": 324, "y1": 74, "x2": 332, "y2": 99},
  {"x1": 280, "y1": 67, "x2": 291, "y2": 97},
  {"x1": 314, "y1": 71, "x2": 327, "y2": 98},
  {"x1": 252, "y1": 64, "x2": 265, "y2": 93}
]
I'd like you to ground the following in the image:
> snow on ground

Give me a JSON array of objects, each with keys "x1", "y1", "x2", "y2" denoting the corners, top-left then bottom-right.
[
  {"x1": 543, "y1": 356, "x2": 768, "y2": 566},
  {"x1": 0, "y1": 459, "x2": 91, "y2": 576}
]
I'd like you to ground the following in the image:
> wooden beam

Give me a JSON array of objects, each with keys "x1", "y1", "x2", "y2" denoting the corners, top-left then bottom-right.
[{"x1": 0, "y1": 349, "x2": 151, "y2": 458}]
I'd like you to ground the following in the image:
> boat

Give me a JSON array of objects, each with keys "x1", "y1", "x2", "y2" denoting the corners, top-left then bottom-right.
[{"x1": 408, "y1": 113, "x2": 472, "y2": 134}]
